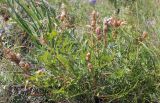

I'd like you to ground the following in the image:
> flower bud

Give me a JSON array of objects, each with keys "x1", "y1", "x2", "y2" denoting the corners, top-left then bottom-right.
[
  {"x1": 96, "y1": 27, "x2": 101, "y2": 35},
  {"x1": 61, "y1": 3, "x2": 66, "y2": 10},
  {"x1": 103, "y1": 25, "x2": 108, "y2": 33},
  {"x1": 19, "y1": 61, "x2": 30, "y2": 71},
  {"x1": 91, "y1": 20, "x2": 96, "y2": 27},
  {"x1": 91, "y1": 10, "x2": 97, "y2": 20},
  {"x1": 86, "y1": 52, "x2": 91, "y2": 62},
  {"x1": 24, "y1": 63, "x2": 30, "y2": 69},
  {"x1": 87, "y1": 63, "x2": 93, "y2": 72},
  {"x1": 60, "y1": 10, "x2": 66, "y2": 21},
  {"x1": 115, "y1": 20, "x2": 122, "y2": 27},
  {"x1": 4, "y1": 48, "x2": 11, "y2": 54},
  {"x1": 19, "y1": 60, "x2": 25, "y2": 68},
  {"x1": 142, "y1": 31, "x2": 148, "y2": 39},
  {"x1": 16, "y1": 53, "x2": 21, "y2": 61},
  {"x1": 96, "y1": 27, "x2": 101, "y2": 40}
]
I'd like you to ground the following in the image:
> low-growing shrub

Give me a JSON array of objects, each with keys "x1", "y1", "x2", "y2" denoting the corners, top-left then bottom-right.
[{"x1": 0, "y1": 0, "x2": 159, "y2": 103}]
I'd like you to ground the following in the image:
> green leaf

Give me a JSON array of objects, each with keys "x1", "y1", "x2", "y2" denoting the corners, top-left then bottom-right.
[
  {"x1": 56, "y1": 54, "x2": 70, "y2": 70},
  {"x1": 47, "y1": 30, "x2": 57, "y2": 40},
  {"x1": 39, "y1": 51, "x2": 52, "y2": 63},
  {"x1": 112, "y1": 69, "x2": 125, "y2": 79}
]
